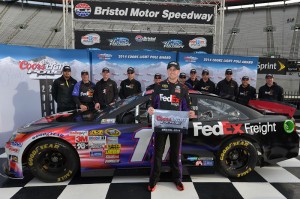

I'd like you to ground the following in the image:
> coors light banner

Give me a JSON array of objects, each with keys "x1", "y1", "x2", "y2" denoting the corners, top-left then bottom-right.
[
  {"x1": 75, "y1": 31, "x2": 213, "y2": 53},
  {"x1": 74, "y1": 1, "x2": 214, "y2": 24}
]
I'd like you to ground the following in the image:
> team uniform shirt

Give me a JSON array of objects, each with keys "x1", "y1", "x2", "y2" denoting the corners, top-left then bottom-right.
[
  {"x1": 72, "y1": 81, "x2": 96, "y2": 109},
  {"x1": 258, "y1": 82, "x2": 284, "y2": 101},
  {"x1": 52, "y1": 75, "x2": 77, "y2": 112},
  {"x1": 237, "y1": 84, "x2": 256, "y2": 105},
  {"x1": 194, "y1": 78, "x2": 216, "y2": 93},
  {"x1": 186, "y1": 78, "x2": 199, "y2": 89},
  {"x1": 93, "y1": 78, "x2": 118, "y2": 109},
  {"x1": 119, "y1": 78, "x2": 142, "y2": 99},
  {"x1": 149, "y1": 79, "x2": 191, "y2": 185},
  {"x1": 146, "y1": 83, "x2": 156, "y2": 91},
  {"x1": 216, "y1": 78, "x2": 239, "y2": 101}
]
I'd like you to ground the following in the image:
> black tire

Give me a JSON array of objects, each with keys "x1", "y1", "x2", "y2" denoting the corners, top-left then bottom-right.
[
  {"x1": 27, "y1": 139, "x2": 79, "y2": 182},
  {"x1": 216, "y1": 139, "x2": 258, "y2": 178}
]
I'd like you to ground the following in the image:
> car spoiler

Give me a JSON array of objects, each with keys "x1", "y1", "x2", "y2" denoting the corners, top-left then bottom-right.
[{"x1": 248, "y1": 100, "x2": 296, "y2": 118}]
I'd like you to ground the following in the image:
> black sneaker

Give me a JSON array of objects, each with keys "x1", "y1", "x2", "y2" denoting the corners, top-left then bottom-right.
[
  {"x1": 148, "y1": 182, "x2": 156, "y2": 192},
  {"x1": 175, "y1": 181, "x2": 184, "y2": 191}
]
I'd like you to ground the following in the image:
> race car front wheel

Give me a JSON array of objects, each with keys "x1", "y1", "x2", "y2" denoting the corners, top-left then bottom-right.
[
  {"x1": 217, "y1": 138, "x2": 258, "y2": 178},
  {"x1": 27, "y1": 139, "x2": 79, "y2": 182}
]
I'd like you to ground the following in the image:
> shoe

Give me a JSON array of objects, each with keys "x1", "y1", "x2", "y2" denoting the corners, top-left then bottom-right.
[
  {"x1": 148, "y1": 182, "x2": 156, "y2": 192},
  {"x1": 175, "y1": 181, "x2": 184, "y2": 191}
]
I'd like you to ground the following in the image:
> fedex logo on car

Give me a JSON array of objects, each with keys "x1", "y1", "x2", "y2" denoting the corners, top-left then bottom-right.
[{"x1": 193, "y1": 121, "x2": 244, "y2": 136}]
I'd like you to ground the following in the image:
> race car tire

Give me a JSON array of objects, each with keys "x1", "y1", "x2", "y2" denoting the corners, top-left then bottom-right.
[
  {"x1": 216, "y1": 138, "x2": 258, "y2": 178},
  {"x1": 27, "y1": 139, "x2": 79, "y2": 182}
]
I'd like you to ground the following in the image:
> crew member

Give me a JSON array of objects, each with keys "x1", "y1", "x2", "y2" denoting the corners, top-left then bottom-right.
[
  {"x1": 52, "y1": 65, "x2": 77, "y2": 112},
  {"x1": 194, "y1": 69, "x2": 215, "y2": 93},
  {"x1": 258, "y1": 74, "x2": 284, "y2": 101},
  {"x1": 119, "y1": 67, "x2": 142, "y2": 99},
  {"x1": 146, "y1": 73, "x2": 162, "y2": 91},
  {"x1": 147, "y1": 61, "x2": 195, "y2": 192},
  {"x1": 237, "y1": 76, "x2": 256, "y2": 105},
  {"x1": 215, "y1": 69, "x2": 238, "y2": 101},
  {"x1": 72, "y1": 70, "x2": 95, "y2": 111},
  {"x1": 179, "y1": 72, "x2": 193, "y2": 89},
  {"x1": 94, "y1": 67, "x2": 118, "y2": 110},
  {"x1": 186, "y1": 69, "x2": 199, "y2": 89}
]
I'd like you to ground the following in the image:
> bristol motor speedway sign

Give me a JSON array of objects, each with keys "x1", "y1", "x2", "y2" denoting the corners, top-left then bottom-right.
[{"x1": 74, "y1": 1, "x2": 214, "y2": 24}]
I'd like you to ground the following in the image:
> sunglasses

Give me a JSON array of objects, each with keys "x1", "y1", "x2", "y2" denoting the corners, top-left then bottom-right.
[
  {"x1": 226, "y1": 73, "x2": 232, "y2": 75},
  {"x1": 155, "y1": 77, "x2": 161, "y2": 79},
  {"x1": 242, "y1": 79, "x2": 249, "y2": 81},
  {"x1": 127, "y1": 72, "x2": 134, "y2": 74}
]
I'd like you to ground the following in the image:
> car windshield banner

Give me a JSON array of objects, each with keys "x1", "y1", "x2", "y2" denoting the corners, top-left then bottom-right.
[
  {"x1": 257, "y1": 58, "x2": 287, "y2": 75},
  {"x1": 153, "y1": 110, "x2": 189, "y2": 134},
  {"x1": 74, "y1": 1, "x2": 214, "y2": 25},
  {"x1": 75, "y1": 31, "x2": 213, "y2": 53}
]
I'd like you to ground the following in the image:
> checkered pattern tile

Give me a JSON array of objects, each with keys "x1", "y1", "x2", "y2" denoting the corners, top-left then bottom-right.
[{"x1": 1, "y1": 127, "x2": 300, "y2": 199}]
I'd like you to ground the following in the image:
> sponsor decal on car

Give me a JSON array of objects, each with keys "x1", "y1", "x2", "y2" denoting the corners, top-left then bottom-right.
[
  {"x1": 106, "y1": 149, "x2": 120, "y2": 155},
  {"x1": 69, "y1": 131, "x2": 88, "y2": 136},
  {"x1": 105, "y1": 155, "x2": 119, "y2": 159},
  {"x1": 11, "y1": 141, "x2": 22, "y2": 147},
  {"x1": 75, "y1": 136, "x2": 88, "y2": 143},
  {"x1": 88, "y1": 136, "x2": 106, "y2": 149},
  {"x1": 7, "y1": 146, "x2": 20, "y2": 153},
  {"x1": 88, "y1": 130, "x2": 104, "y2": 136},
  {"x1": 105, "y1": 159, "x2": 120, "y2": 164},
  {"x1": 31, "y1": 132, "x2": 64, "y2": 140},
  {"x1": 105, "y1": 128, "x2": 121, "y2": 137},
  {"x1": 90, "y1": 151, "x2": 103, "y2": 157},
  {"x1": 193, "y1": 121, "x2": 244, "y2": 136},
  {"x1": 107, "y1": 144, "x2": 121, "y2": 150},
  {"x1": 9, "y1": 155, "x2": 18, "y2": 163},
  {"x1": 76, "y1": 142, "x2": 89, "y2": 150},
  {"x1": 107, "y1": 137, "x2": 118, "y2": 144},
  {"x1": 244, "y1": 122, "x2": 276, "y2": 135},
  {"x1": 57, "y1": 170, "x2": 73, "y2": 182}
]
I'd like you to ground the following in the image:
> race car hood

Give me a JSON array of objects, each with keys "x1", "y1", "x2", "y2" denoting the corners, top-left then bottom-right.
[{"x1": 248, "y1": 100, "x2": 296, "y2": 118}]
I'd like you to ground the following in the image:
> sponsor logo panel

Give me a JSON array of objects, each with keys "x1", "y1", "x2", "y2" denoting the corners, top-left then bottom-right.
[
  {"x1": 76, "y1": 142, "x2": 89, "y2": 150},
  {"x1": 81, "y1": 33, "x2": 100, "y2": 45},
  {"x1": 75, "y1": 3, "x2": 92, "y2": 17},
  {"x1": 107, "y1": 137, "x2": 118, "y2": 144},
  {"x1": 106, "y1": 149, "x2": 120, "y2": 155},
  {"x1": 105, "y1": 159, "x2": 120, "y2": 164},
  {"x1": 189, "y1": 37, "x2": 207, "y2": 49},
  {"x1": 105, "y1": 128, "x2": 121, "y2": 137},
  {"x1": 69, "y1": 131, "x2": 88, "y2": 136},
  {"x1": 88, "y1": 130, "x2": 104, "y2": 136},
  {"x1": 90, "y1": 151, "x2": 103, "y2": 157}
]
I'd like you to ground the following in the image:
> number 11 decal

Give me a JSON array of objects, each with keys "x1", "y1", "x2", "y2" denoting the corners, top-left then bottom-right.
[{"x1": 130, "y1": 128, "x2": 170, "y2": 162}]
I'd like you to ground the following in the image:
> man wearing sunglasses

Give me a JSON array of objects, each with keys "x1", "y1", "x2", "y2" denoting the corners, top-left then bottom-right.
[
  {"x1": 119, "y1": 67, "x2": 142, "y2": 99},
  {"x1": 237, "y1": 76, "x2": 256, "y2": 105},
  {"x1": 194, "y1": 69, "x2": 215, "y2": 93},
  {"x1": 215, "y1": 69, "x2": 239, "y2": 101},
  {"x1": 146, "y1": 73, "x2": 162, "y2": 91}
]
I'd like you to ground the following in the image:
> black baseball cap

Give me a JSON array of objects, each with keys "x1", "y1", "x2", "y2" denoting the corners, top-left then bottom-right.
[
  {"x1": 190, "y1": 69, "x2": 197, "y2": 74},
  {"x1": 81, "y1": 70, "x2": 89, "y2": 75},
  {"x1": 225, "y1": 69, "x2": 233, "y2": 74},
  {"x1": 102, "y1": 67, "x2": 110, "y2": 73},
  {"x1": 265, "y1": 74, "x2": 274, "y2": 78},
  {"x1": 202, "y1": 69, "x2": 209, "y2": 75},
  {"x1": 63, "y1": 65, "x2": 71, "y2": 72},
  {"x1": 127, "y1": 67, "x2": 135, "y2": 73},
  {"x1": 242, "y1": 76, "x2": 249, "y2": 80},
  {"x1": 154, "y1": 73, "x2": 161, "y2": 79},
  {"x1": 167, "y1": 61, "x2": 180, "y2": 70},
  {"x1": 179, "y1": 72, "x2": 187, "y2": 78}
]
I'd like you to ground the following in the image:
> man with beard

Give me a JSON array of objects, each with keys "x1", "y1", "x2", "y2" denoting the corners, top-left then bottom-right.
[{"x1": 52, "y1": 65, "x2": 77, "y2": 112}]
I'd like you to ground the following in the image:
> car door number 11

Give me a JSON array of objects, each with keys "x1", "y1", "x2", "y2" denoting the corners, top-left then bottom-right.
[{"x1": 130, "y1": 128, "x2": 170, "y2": 162}]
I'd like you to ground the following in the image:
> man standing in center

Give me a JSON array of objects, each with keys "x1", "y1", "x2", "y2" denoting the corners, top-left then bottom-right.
[
  {"x1": 94, "y1": 67, "x2": 118, "y2": 110},
  {"x1": 147, "y1": 61, "x2": 195, "y2": 192},
  {"x1": 119, "y1": 67, "x2": 142, "y2": 99},
  {"x1": 186, "y1": 69, "x2": 199, "y2": 89},
  {"x1": 215, "y1": 69, "x2": 238, "y2": 101}
]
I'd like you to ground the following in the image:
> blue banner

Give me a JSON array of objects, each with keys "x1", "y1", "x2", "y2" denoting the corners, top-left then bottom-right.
[
  {"x1": 91, "y1": 50, "x2": 177, "y2": 90},
  {"x1": 178, "y1": 53, "x2": 259, "y2": 87}
]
